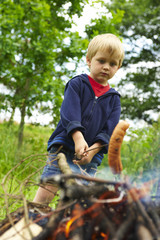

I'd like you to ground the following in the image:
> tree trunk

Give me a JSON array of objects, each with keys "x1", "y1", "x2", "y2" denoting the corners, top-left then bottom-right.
[
  {"x1": 17, "y1": 78, "x2": 30, "y2": 148},
  {"x1": 8, "y1": 106, "x2": 15, "y2": 125},
  {"x1": 18, "y1": 102, "x2": 26, "y2": 149}
]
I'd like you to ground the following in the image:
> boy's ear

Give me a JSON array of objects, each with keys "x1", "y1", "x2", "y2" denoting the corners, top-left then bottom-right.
[{"x1": 86, "y1": 55, "x2": 91, "y2": 67}]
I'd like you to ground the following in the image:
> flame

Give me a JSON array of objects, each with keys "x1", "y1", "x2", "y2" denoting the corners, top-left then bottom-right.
[
  {"x1": 65, "y1": 215, "x2": 80, "y2": 238},
  {"x1": 101, "y1": 232, "x2": 109, "y2": 240},
  {"x1": 65, "y1": 203, "x2": 84, "y2": 238}
]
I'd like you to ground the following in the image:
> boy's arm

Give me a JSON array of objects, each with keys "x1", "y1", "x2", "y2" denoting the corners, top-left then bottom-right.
[{"x1": 60, "y1": 79, "x2": 85, "y2": 136}]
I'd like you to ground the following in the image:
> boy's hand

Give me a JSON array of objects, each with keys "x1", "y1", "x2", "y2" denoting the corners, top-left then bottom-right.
[
  {"x1": 71, "y1": 130, "x2": 88, "y2": 160},
  {"x1": 74, "y1": 138, "x2": 88, "y2": 160},
  {"x1": 73, "y1": 150, "x2": 93, "y2": 165},
  {"x1": 73, "y1": 141, "x2": 103, "y2": 165}
]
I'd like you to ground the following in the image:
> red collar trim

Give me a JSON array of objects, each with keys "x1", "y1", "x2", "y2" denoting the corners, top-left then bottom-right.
[{"x1": 88, "y1": 75, "x2": 110, "y2": 97}]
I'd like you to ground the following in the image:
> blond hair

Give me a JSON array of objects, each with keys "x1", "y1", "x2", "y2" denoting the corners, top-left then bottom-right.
[{"x1": 87, "y1": 33, "x2": 124, "y2": 67}]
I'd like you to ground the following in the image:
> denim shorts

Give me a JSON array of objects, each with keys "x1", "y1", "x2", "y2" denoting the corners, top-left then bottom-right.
[{"x1": 41, "y1": 145, "x2": 98, "y2": 180}]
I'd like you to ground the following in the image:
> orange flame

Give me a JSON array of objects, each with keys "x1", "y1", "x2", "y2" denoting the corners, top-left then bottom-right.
[
  {"x1": 101, "y1": 232, "x2": 109, "y2": 240},
  {"x1": 65, "y1": 203, "x2": 84, "y2": 238}
]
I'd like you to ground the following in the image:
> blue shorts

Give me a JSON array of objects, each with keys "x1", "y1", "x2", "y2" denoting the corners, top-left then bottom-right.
[{"x1": 41, "y1": 145, "x2": 98, "y2": 180}]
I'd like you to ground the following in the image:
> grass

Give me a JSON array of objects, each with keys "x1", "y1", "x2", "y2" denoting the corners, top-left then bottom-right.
[{"x1": 0, "y1": 122, "x2": 54, "y2": 220}]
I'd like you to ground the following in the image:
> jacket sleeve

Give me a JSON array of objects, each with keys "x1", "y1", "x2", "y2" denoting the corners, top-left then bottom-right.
[
  {"x1": 60, "y1": 78, "x2": 85, "y2": 136},
  {"x1": 94, "y1": 96, "x2": 121, "y2": 153}
]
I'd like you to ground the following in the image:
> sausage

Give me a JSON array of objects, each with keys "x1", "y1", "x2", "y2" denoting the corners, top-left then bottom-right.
[{"x1": 108, "y1": 121, "x2": 130, "y2": 174}]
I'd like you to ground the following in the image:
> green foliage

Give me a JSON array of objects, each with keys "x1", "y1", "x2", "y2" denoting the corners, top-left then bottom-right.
[
  {"x1": 0, "y1": 0, "x2": 89, "y2": 147},
  {"x1": 85, "y1": 9, "x2": 124, "y2": 39},
  {"x1": 0, "y1": 123, "x2": 18, "y2": 177},
  {"x1": 0, "y1": 122, "x2": 51, "y2": 178},
  {"x1": 122, "y1": 121, "x2": 160, "y2": 178},
  {"x1": 0, "y1": 122, "x2": 61, "y2": 220},
  {"x1": 99, "y1": 119, "x2": 160, "y2": 188},
  {"x1": 108, "y1": 0, "x2": 160, "y2": 123},
  {"x1": 0, "y1": 122, "x2": 52, "y2": 220}
]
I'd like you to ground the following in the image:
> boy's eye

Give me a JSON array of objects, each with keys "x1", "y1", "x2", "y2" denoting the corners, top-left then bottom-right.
[
  {"x1": 98, "y1": 59, "x2": 105, "y2": 64},
  {"x1": 110, "y1": 62, "x2": 116, "y2": 66}
]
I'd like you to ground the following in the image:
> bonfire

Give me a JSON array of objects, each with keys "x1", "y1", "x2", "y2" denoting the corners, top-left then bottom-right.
[{"x1": 0, "y1": 121, "x2": 160, "y2": 240}]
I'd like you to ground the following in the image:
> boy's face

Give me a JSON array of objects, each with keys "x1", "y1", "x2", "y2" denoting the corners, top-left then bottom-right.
[{"x1": 86, "y1": 50, "x2": 120, "y2": 86}]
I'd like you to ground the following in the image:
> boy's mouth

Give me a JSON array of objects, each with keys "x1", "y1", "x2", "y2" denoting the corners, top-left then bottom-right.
[{"x1": 101, "y1": 72, "x2": 109, "y2": 76}]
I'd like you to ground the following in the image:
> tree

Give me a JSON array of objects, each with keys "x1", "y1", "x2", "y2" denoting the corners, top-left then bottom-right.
[
  {"x1": 85, "y1": 0, "x2": 160, "y2": 123},
  {"x1": 0, "y1": 0, "x2": 88, "y2": 147}
]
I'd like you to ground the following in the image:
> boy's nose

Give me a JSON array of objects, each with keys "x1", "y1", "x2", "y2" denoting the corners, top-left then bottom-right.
[{"x1": 103, "y1": 63, "x2": 109, "y2": 69}]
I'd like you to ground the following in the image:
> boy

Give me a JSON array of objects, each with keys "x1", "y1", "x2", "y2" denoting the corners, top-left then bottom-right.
[{"x1": 33, "y1": 33, "x2": 124, "y2": 204}]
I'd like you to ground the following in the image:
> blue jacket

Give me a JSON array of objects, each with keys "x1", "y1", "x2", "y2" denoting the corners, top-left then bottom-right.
[{"x1": 48, "y1": 74, "x2": 121, "y2": 165}]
